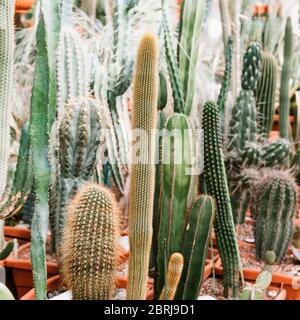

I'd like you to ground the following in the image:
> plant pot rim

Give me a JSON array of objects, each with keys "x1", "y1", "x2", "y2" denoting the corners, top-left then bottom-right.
[
  {"x1": 4, "y1": 242, "x2": 58, "y2": 274},
  {"x1": 4, "y1": 226, "x2": 31, "y2": 241},
  {"x1": 15, "y1": 0, "x2": 35, "y2": 13}
]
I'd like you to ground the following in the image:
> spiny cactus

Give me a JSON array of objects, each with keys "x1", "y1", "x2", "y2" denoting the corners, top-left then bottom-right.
[
  {"x1": 250, "y1": 169, "x2": 298, "y2": 262},
  {"x1": 261, "y1": 139, "x2": 291, "y2": 167},
  {"x1": 159, "y1": 253, "x2": 184, "y2": 300},
  {"x1": 127, "y1": 33, "x2": 158, "y2": 300},
  {"x1": 175, "y1": 195, "x2": 215, "y2": 300},
  {"x1": 263, "y1": 250, "x2": 276, "y2": 272},
  {"x1": 255, "y1": 51, "x2": 278, "y2": 138},
  {"x1": 203, "y1": 101, "x2": 241, "y2": 298},
  {"x1": 56, "y1": 26, "x2": 89, "y2": 120},
  {"x1": 61, "y1": 183, "x2": 120, "y2": 300},
  {"x1": 156, "y1": 113, "x2": 194, "y2": 298},
  {"x1": 158, "y1": 71, "x2": 168, "y2": 111},
  {"x1": 0, "y1": 0, "x2": 15, "y2": 197},
  {"x1": 49, "y1": 97, "x2": 102, "y2": 253},
  {"x1": 279, "y1": 17, "x2": 293, "y2": 140}
]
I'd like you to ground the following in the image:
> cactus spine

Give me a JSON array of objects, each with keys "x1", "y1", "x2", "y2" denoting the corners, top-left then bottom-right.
[
  {"x1": 159, "y1": 253, "x2": 184, "y2": 300},
  {"x1": 156, "y1": 113, "x2": 194, "y2": 297},
  {"x1": 203, "y1": 101, "x2": 241, "y2": 298},
  {"x1": 175, "y1": 195, "x2": 215, "y2": 300},
  {"x1": 0, "y1": 0, "x2": 15, "y2": 197},
  {"x1": 279, "y1": 17, "x2": 293, "y2": 140},
  {"x1": 255, "y1": 51, "x2": 278, "y2": 138},
  {"x1": 127, "y1": 33, "x2": 158, "y2": 300},
  {"x1": 49, "y1": 98, "x2": 102, "y2": 253},
  {"x1": 61, "y1": 183, "x2": 120, "y2": 300},
  {"x1": 251, "y1": 169, "x2": 298, "y2": 262}
]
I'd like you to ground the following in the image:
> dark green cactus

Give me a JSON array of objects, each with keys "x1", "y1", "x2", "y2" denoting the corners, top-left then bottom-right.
[
  {"x1": 49, "y1": 98, "x2": 102, "y2": 253},
  {"x1": 279, "y1": 17, "x2": 293, "y2": 140},
  {"x1": 158, "y1": 72, "x2": 168, "y2": 111},
  {"x1": 175, "y1": 195, "x2": 215, "y2": 300},
  {"x1": 203, "y1": 101, "x2": 241, "y2": 298},
  {"x1": 156, "y1": 113, "x2": 195, "y2": 298},
  {"x1": 127, "y1": 33, "x2": 158, "y2": 300},
  {"x1": 261, "y1": 139, "x2": 291, "y2": 167},
  {"x1": 255, "y1": 51, "x2": 278, "y2": 138},
  {"x1": 61, "y1": 183, "x2": 120, "y2": 300},
  {"x1": 250, "y1": 169, "x2": 298, "y2": 262},
  {"x1": 0, "y1": 240, "x2": 14, "y2": 260}
]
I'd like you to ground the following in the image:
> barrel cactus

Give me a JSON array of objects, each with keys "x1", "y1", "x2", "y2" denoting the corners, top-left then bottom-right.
[{"x1": 61, "y1": 183, "x2": 120, "y2": 300}]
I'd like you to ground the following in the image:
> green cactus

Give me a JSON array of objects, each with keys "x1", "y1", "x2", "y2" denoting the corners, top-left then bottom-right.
[
  {"x1": 250, "y1": 169, "x2": 298, "y2": 262},
  {"x1": 0, "y1": 123, "x2": 33, "y2": 219},
  {"x1": 261, "y1": 139, "x2": 291, "y2": 167},
  {"x1": 49, "y1": 98, "x2": 102, "y2": 253},
  {"x1": 0, "y1": 240, "x2": 14, "y2": 260},
  {"x1": 159, "y1": 253, "x2": 184, "y2": 300},
  {"x1": 255, "y1": 51, "x2": 278, "y2": 138},
  {"x1": 263, "y1": 250, "x2": 276, "y2": 272},
  {"x1": 127, "y1": 33, "x2": 158, "y2": 300},
  {"x1": 0, "y1": 0, "x2": 15, "y2": 197},
  {"x1": 158, "y1": 71, "x2": 168, "y2": 111},
  {"x1": 0, "y1": 283, "x2": 15, "y2": 300},
  {"x1": 279, "y1": 17, "x2": 293, "y2": 140},
  {"x1": 203, "y1": 101, "x2": 241, "y2": 298},
  {"x1": 156, "y1": 113, "x2": 195, "y2": 298},
  {"x1": 175, "y1": 195, "x2": 215, "y2": 300},
  {"x1": 61, "y1": 183, "x2": 120, "y2": 300}
]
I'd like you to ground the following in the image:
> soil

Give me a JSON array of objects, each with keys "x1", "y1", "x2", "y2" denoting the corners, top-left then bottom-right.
[
  {"x1": 237, "y1": 219, "x2": 300, "y2": 277},
  {"x1": 18, "y1": 241, "x2": 57, "y2": 264}
]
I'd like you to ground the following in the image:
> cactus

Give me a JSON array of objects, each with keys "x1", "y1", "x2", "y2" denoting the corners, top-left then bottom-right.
[
  {"x1": 49, "y1": 98, "x2": 102, "y2": 253},
  {"x1": 0, "y1": 123, "x2": 33, "y2": 219},
  {"x1": 0, "y1": 240, "x2": 14, "y2": 260},
  {"x1": 261, "y1": 139, "x2": 291, "y2": 167},
  {"x1": 175, "y1": 195, "x2": 215, "y2": 300},
  {"x1": 159, "y1": 253, "x2": 184, "y2": 300},
  {"x1": 61, "y1": 183, "x2": 120, "y2": 300},
  {"x1": 156, "y1": 113, "x2": 195, "y2": 297},
  {"x1": 255, "y1": 51, "x2": 278, "y2": 138},
  {"x1": 127, "y1": 33, "x2": 158, "y2": 300},
  {"x1": 250, "y1": 169, "x2": 298, "y2": 262},
  {"x1": 158, "y1": 71, "x2": 168, "y2": 111},
  {"x1": 0, "y1": 0, "x2": 15, "y2": 197},
  {"x1": 279, "y1": 17, "x2": 293, "y2": 140},
  {"x1": 203, "y1": 101, "x2": 241, "y2": 298},
  {"x1": 0, "y1": 283, "x2": 15, "y2": 300},
  {"x1": 263, "y1": 250, "x2": 276, "y2": 272}
]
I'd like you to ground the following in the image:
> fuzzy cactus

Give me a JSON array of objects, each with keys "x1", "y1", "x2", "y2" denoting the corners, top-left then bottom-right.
[
  {"x1": 159, "y1": 253, "x2": 184, "y2": 300},
  {"x1": 255, "y1": 51, "x2": 278, "y2": 138},
  {"x1": 156, "y1": 113, "x2": 195, "y2": 298},
  {"x1": 175, "y1": 195, "x2": 216, "y2": 300},
  {"x1": 250, "y1": 169, "x2": 298, "y2": 262},
  {"x1": 0, "y1": 0, "x2": 15, "y2": 197},
  {"x1": 279, "y1": 17, "x2": 293, "y2": 140},
  {"x1": 49, "y1": 97, "x2": 102, "y2": 253},
  {"x1": 203, "y1": 101, "x2": 241, "y2": 298},
  {"x1": 61, "y1": 183, "x2": 120, "y2": 300},
  {"x1": 127, "y1": 33, "x2": 158, "y2": 300}
]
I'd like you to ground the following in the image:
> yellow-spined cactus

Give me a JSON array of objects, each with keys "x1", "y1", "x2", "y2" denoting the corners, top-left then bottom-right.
[
  {"x1": 61, "y1": 183, "x2": 120, "y2": 300},
  {"x1": 160, "y1": 253, "x2": 184, "y2": 300},
  {"x1": 127, "y1": 33, "x2": 159, "y2": 300}
]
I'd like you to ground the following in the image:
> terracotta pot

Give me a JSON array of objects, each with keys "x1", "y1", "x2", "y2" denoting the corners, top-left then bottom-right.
[
  {"x1": 15, "y1": 0, "x2": 35, "y2": 14},
  {"x1": 21, "y1": 275, "x2": 154, "y2": 300},
  {"x1": 4, "y1": 242, "x2": 58, "y2": 299},
  {"x1": 214, "y1": 258, "x2": 300, "y2": 300},
  {"x1": 4, "y1": 226, "x2": 31, "y2": 244},
  {"x1": 272, "y1": 114, "x2": 294, "y2": 131},
  {"x1": 266, "y1": 286, "x2": 287, "y2": 300}
]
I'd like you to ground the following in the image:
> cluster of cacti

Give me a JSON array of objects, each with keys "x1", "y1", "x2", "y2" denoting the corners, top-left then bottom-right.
[
  {"x1": 203, "y1": 101, "x2": 241, "y2": 298},
  {"x1": 61, "y1": 183, "x2": 120, "y2": 300},
  {"x1": 127, "y1": 33, "x2": 158, "y2": 300},
  {"x1": 49, "y1": 97, "x2": 102, "y2": 253},
  {"x1": 250, "y1": 169, "x2": 298, "y2": 262}
]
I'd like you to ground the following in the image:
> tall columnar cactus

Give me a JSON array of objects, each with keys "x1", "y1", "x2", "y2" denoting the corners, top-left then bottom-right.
[
  {"x1": 279, "y1": 17, "x2": 293, "y2": 140},
  {"x1": 175, "y1": 195, "x2": 215, "y2": 300},
  {"x1": 49, "y1": 98, "x2": 102, "y2": 253},
  {"x1": 159, "y1": 253, "x2": 184, "y2": 300},
  {"x1": 56, "y1": 27, "x2": 89, "y2": 120},
  {"x1": 255, "y1": 51, "x2": 278, "y2": 138},
  {"x1": 251, "y1": 169, "x2": 298, "y2": 262},
  {"x1": 127, "y1": 33, "x2": 158, "y2": 300},
  {"x1": 203, "y1": 101, "x2": 241, "y2": 298},
  {"x1": 0, "y1": 0, "x2": 15, "y2": 197},
  {"x1": 156, "y1": 113, "x2": 195, "y2": 297},
  {"x1": 61, "y1": 183, "x2": 120, "y2": 300}
]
